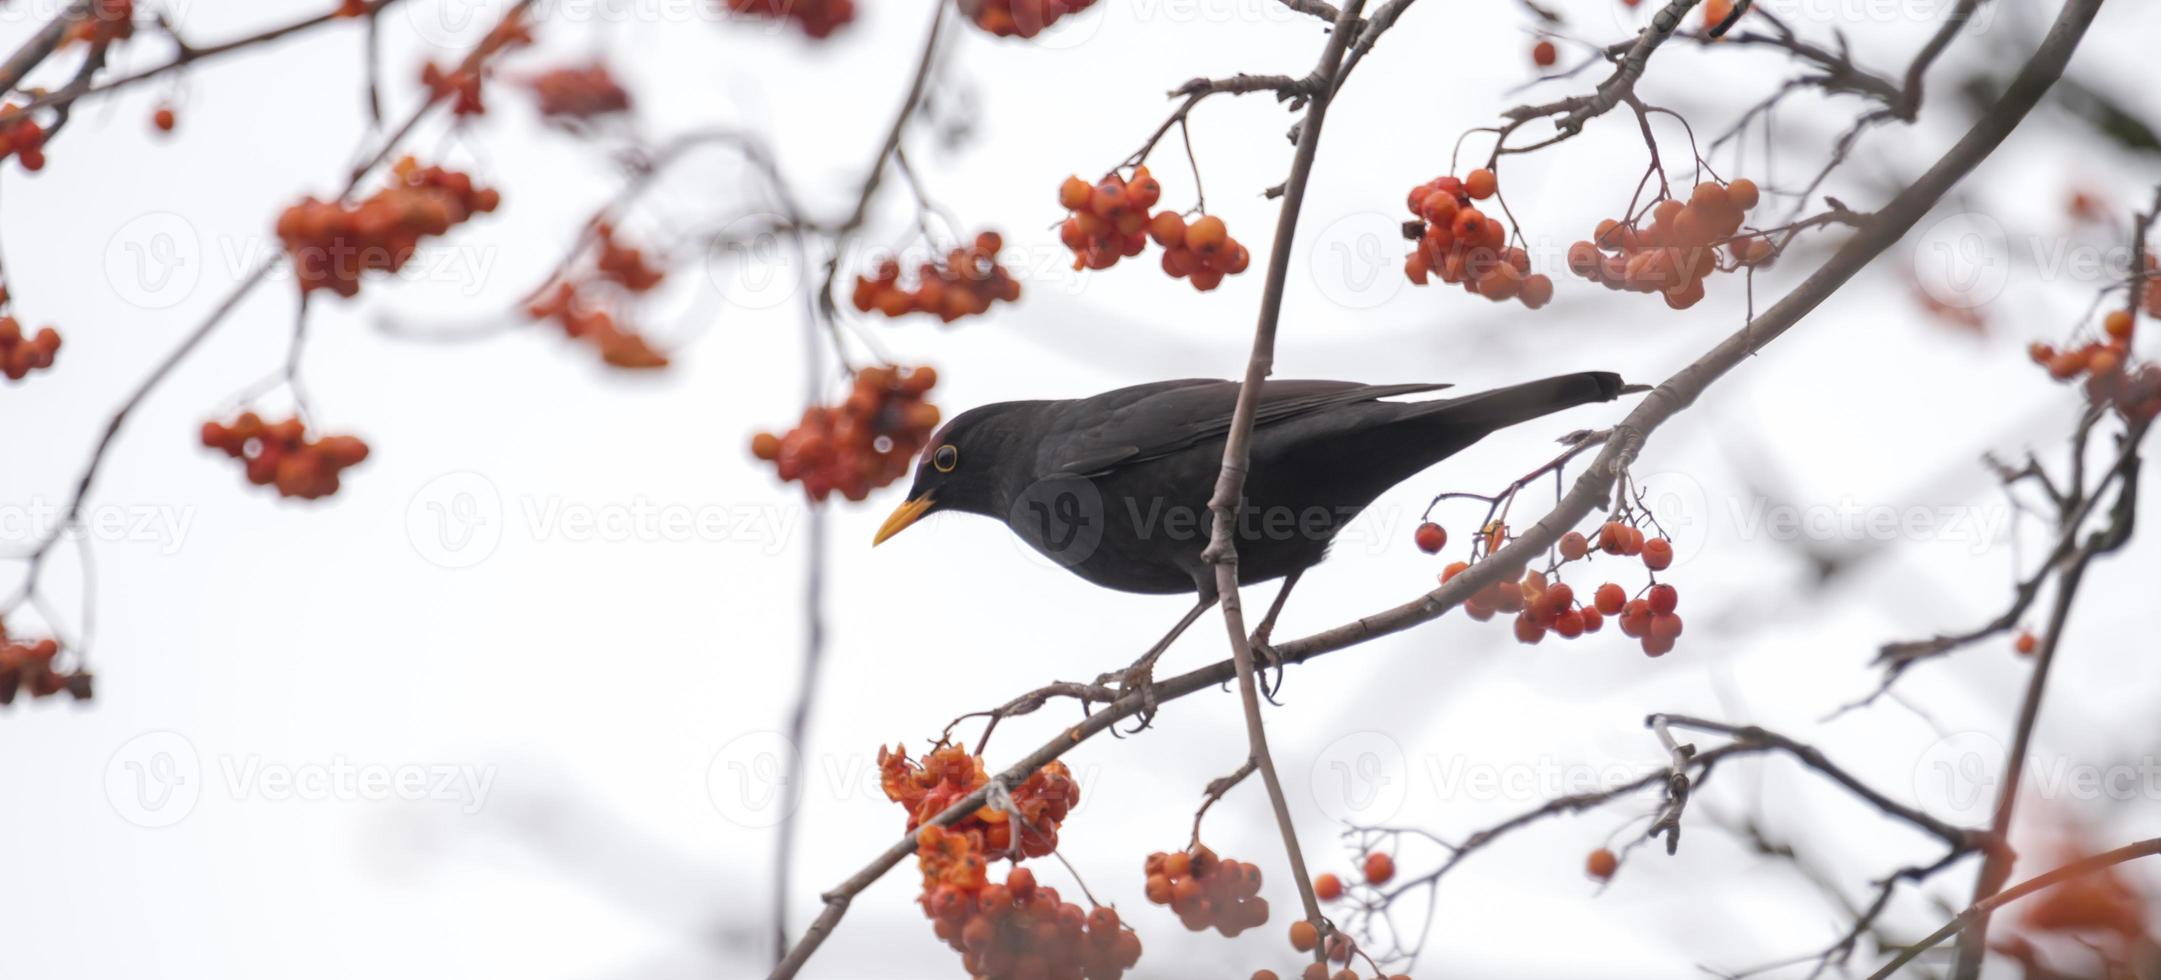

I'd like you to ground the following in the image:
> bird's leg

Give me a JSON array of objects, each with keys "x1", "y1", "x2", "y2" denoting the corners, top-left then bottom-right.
[
  {"x1": 1250, "y1": 569, "x2": 1303, "y2": 701},
  {"x1": 1097, "y1": 592, "x2": 1218, "y2": 732}
]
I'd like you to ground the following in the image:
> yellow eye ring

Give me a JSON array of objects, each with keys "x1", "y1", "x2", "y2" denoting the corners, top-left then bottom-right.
[{"x1": 933, "y1": 445, "x2": 958, "y2": 473}]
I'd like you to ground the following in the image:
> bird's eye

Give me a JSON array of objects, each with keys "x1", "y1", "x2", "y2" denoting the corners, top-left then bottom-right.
[{"x1": 933, "y1": 445, "x2": 959, "y2": 473}]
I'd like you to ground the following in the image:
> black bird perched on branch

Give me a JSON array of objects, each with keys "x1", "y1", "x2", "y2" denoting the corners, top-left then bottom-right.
[{"x1": 873, "y1": 371, "x2": 1633, "y2": 678}]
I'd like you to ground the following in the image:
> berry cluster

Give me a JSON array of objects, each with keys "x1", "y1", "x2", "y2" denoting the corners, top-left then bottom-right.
[
  {"x1": 881, "y1": 743, "x2": 1080, "y2": 859},
  {"x1": 62, "y1": 0, "x2": 134, "y2": 47},
  {"x1": 523, "y1": 63, "x2": 632, "y2": 121},
  {"x1": 1402, "y1": 170, "x2": 1554, "y2": 309},
  {"x1": 1057, "y1": 167, "x2": 1250, "y2": 291},
  {"x1": 1426, "y1": 516, "x2": 1685, "y2": 656},
  {"x1": 421, "y1": 62, "x2": 487, "y2": 117},
  {"x1": 0, "y1": 316, "x2": 60, "y2": 381},
  {"x1": 200, "y1": 413, "x2": 370, "y2": 500},
  {"x1": 522, "y1": 224, "x2": 670, "y2": 369},
  {"x1": 1141, "y1": 845, "x2": 1269, "y2": 937},
  {"x1": 523, "y1": 284, "x2": 671, "y2": 369},
  {"x1": 721, "y1": 0, "x2": 855, "y2": 38},
  {"x1": 2029, "y1": 304, "x2": 2161, "y2": 422},
  {"x1": 2143, "y1": 256, "x2": 2161, "y2": 318},
  {"x1": 852, "y1": 231, "x2": 1023, "y2": 322},
  {"x1": 275, "y1": 157, "x2": 500, "y2": 298},
  {"x1": 916, "y1": 828, "x2": 1143, "y2": 980},
  {"x1": 0, "y1": 620, "x2": 91, "y2": 705},
  {"x1": 0, "y1": 104, "x2": 48, "y2": 172},
  {"x1": 751, "y1": 365, "x2": 941, "y2": 501},
  {"x1": 966, "y1": 0, "x2": 1097, "y2": 38},
  {"x1": 1566, "y1": 180, "x2": 1768, "y2": 309}
]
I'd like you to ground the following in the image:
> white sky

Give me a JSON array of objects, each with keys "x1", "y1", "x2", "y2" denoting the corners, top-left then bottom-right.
[{"x1": 3, "y1": 0, "x2": 2160, "y2": 977}]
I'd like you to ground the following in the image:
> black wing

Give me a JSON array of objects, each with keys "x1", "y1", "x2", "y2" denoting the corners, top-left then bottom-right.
[{"x1": 1038, "y1": 379, "x2": 1452, "y2": 477}]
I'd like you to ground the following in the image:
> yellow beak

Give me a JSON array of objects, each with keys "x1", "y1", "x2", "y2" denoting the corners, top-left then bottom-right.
[{"x1": 872, "y1": 495, "x2": 934, "y2": 546}]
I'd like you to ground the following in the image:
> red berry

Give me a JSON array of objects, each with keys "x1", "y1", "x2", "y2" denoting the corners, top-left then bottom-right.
[
  {"x1": 1315, "y1": 873, "x2": 1343, "y2": 902},
  {"x1": 1647, "y1": 583, "x2": 1678, "y2": 616},
  {"x1": 1414, "y1": 522, "x2": 1447, "y2": 554},
  {"x1": 1586, "y1": 847, "x2": 1618, "y2": 880},
  {"x1": 1362, "y1": 852, "x2": 1395, "y2": 885},
  {"x1": 1642, "y1": 537, "x2": 1674, "y2": 570}
]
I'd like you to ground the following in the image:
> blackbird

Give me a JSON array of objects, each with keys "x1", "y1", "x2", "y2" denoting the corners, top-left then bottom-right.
[{"x1": 874, "y1": 371, "x2": 1632, "y2": 675}]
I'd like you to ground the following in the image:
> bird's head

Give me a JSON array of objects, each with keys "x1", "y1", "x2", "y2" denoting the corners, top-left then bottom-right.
[{"x1": 871, "y1": 400, "x2": 1038, "y2": 546}]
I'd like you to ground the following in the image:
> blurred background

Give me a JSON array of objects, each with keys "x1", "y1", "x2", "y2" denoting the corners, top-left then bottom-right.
[{"x1": 2, "y1": 0, "x2": 2159, "y2": 976}]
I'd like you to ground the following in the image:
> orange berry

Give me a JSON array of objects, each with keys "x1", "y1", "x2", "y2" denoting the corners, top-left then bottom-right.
[
  {"x1": 1315, "y1": 873, "x2": 1343, "y2": 902},
  {"x1": 1558, "y1": 531, "x2": 1589, "y2": 561},
  {"x1": 1148, "y1": 211, "x2": 1186, "y2": 248},
  {"x1": 1586, "y1": 847, "x2": 1619, "y2": 880},
  {"x1": 1641, "y1": 537, "x2": 1674, "y2": 570},
  {"x1": 1647, "y1": 583, "x2": 1678, "y2": 615},
  {"x1": 1520, "y1": 273, "x2": 1555, "y2": 310},
  {"x1": 1059, "y1": 175, "x2": 1092, "y2": 210},
  {"x1": 1725, "y1": 178, "x2": 1759, "y2": 210},
  {"x1": 2014, "y1": 631, "x2": 2038, "y2": 656},
  {"x1": 1463, "y1": 169, "x2": 1498, "y2": 201},
  {"x1": 1186, "y1": 215, "x2": 1228, "y2": 254},
  {"x1": 1362, "y1": 851, "x2": 1395, "y2": 885},
  {"x1": 1414, "y1": 521, "x2": 1447, "y2": 554},
  {"x1": 152, "y1": 105, "x2": 176, "y2": 132},
  {"x1": 1289, "y1": 920, "x2": 1320, "y2": 952},
  {"x1": 1594, "y1": 582, "x2": 1625, "y2": 615},
  {"x1": 2104, "y1": 309, "x2": 2135, "y2": 341},
  {"x1": 1532, "y1": 39, "x2": 1557, "y2": 67}
]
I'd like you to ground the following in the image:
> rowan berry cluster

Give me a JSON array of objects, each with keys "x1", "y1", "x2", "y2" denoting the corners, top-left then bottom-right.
[
  {"x1": 1057, "y1": 167, "x2": 1251, "y2": 291},
  {"x1": 1141, "y1": 845, "x2": 1269, "y2": 936},
  {"x1": 0, "y1": 105, "x2": 49, "y2": 172},
  {"x1": 721, "y1": 0, "x2": 855, "y2": 38},
  {"x1": 880, "y1": 743, "x2": 1080, "y2": 859},
  {"x1": 1566, "y1": 180, "x2": 1769, "y2": 309},
  {"x1": 62, "y1": 0, "x2": 134, "y2": 47},
  {"x1": 523, "y1": 284, "x2": 670, "y2": 369},
  {"x1": 1424, "y1": 515, "x2": 1685, "y2": 656},
  {"x1": 0, "y1": 317, "x2": 61, "y2": 381},
  {"x1": 422, "y1": 62, "x2": 487, "y2": 116},
  {"x1": 275, "y1": 157, "x2": 500, "y2": 298},
  {"x1": 523, "y1": 64, "x2": 632, "y2": 121},
  {"x1": 916, "y1": 828, "x2": 1144, "y2": 980},
  {"x1": 967, "y1": 0, "x2": 1097, "y2": 38},
  {"x1": 750, "y1": 365, "x2": 941, "y2": 501},
  {"x1": 521, "y1": 224, "x2": 670, "y2": 368},
  {"x1": 852, "y1": 231, "x2": 1023, "y2": 322},
  {"x1": 1402, "y1": 170, "x2": 1554, "y2": 309},
  {"x1": 200, "y1": 413, "x2": 370, "y2": 500},
  {"x1": 2028, "y1": 305, "x2": 2161, "y2": 423},
  {"x1": 0, "y1": 620, "x2": 91, "y2": 705}
]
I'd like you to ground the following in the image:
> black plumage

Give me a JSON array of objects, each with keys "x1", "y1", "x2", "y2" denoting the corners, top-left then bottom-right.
[{"x1": 875, "y1": 371, "x2": 1630, "y2": 602}]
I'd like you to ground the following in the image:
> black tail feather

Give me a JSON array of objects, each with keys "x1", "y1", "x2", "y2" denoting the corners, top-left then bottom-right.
[{"x1": 1421, "y1": 371, "x2": 1631, "y2": 434}]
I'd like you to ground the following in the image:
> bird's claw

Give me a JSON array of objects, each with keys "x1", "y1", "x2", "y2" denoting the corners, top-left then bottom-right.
[
  {"x1": 1094, "y1": 660, "x2": 1161, "y2": 734},
  {"x1": 1248, "y1": 627, "x2": 1287, "y2": 703}
]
